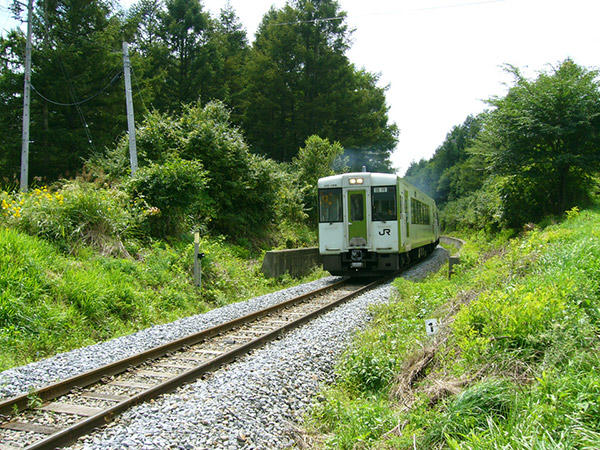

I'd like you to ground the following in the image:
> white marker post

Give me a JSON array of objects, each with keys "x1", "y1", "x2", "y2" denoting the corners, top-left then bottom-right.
[
  {"x1": 193, "y1": 232, "x2": 204, "y2": 289},
  {"x1": 425, "y1": 319, "x2": 439, "y2": 336}
]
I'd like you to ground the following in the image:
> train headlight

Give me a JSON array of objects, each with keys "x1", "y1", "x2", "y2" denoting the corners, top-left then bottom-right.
[{"x1": 349, "y1": 177, "x2": 364, "y2": 185}]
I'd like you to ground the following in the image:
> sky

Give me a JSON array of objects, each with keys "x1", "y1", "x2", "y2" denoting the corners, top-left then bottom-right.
[{"x1": 2, "y1": 0, "x2": 600, "y2": 175}]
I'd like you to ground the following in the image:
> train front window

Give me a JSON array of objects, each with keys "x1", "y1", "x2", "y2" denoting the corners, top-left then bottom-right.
[
  {"x1": 350, "y1": 193, "x2": 364, "y2": 221},
  {"x1": 319, "y1": 188, "x2": 342, "y2": 223},
  {"x1": 372, "y1": 186, "x2": 397, "y2": 221}
]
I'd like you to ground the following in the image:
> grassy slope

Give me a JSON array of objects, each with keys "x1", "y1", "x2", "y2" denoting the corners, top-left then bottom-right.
[
  {"x1": 0, "y1": 227, "x2": 325, "y2": 371},
  {"x1": 307, "y1": 205, "x2": 600, "y2": 449}
]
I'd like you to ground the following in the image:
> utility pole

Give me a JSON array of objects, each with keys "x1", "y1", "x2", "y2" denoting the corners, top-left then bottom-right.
[
  {"x1": 20, "y1": 0, "x2": 33, "y2": 192},
  {"x1": 122, "y1": 42, "x2": 138, "y2": 175}
]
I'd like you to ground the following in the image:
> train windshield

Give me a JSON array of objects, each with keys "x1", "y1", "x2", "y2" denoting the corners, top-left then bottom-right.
[
  {"x1": 372, "y1": 186, "x2": 397, "y2": 221},
  {"x1": 319, "y1": 188, "x2": 343, "y2": 223}
]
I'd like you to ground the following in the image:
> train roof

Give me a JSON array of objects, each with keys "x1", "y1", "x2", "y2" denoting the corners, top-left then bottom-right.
[
  {"x1": 317, "y1": 172, "x2": 437, "y2": 206},
  {"x1": 318, "y1": 172, "x2": 397, "y2": 188}
]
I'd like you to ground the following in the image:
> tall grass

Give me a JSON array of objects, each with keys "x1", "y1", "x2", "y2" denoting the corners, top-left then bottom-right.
[
  {"x1": 0, "y1": 182, "x2": 325, "y2": 371},
  {"x1": 307, "y1": 203, "x2": 600, "y2": 449}
]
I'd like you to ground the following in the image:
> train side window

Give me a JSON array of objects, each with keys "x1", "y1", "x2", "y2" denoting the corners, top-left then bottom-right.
[
  {"x1": 319, "y1": 188, "x2": 343, "y2": 223},
  {"x1": 372, "y1": 186, "x2": 396, "y2": 221},
  {"x1": 410, "y1": 198, "x2": 431, "y2": 225}
]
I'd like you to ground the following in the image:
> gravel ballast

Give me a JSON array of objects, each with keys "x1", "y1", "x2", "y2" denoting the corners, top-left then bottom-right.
[{"x1": 0, "y1": 248, "x2": 448, "y2": 449}]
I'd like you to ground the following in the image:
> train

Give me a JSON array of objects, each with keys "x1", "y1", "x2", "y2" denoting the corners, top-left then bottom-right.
[{"x1": 318, "y1": 171, "x2": 440, "y2": 276}]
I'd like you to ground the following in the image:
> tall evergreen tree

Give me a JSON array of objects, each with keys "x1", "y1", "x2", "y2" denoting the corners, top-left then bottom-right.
[
  {"x1": 241, "y1": 0, "x2": 397, "y2": 169},
  {"x1": 0, "y1": 0, "x2": 127, "y2": 182},
  {"x1": 213, "y1": 3, "x2": 249, "y2": 122},
  {"x1": 158, "y1": 0, "x2": 215, "y2": 107},
  {"x1": 0, "y1": 31, "x2": 25, "y2": 180}
]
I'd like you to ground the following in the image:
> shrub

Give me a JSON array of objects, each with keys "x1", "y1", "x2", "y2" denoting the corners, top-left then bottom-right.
[
  {"x1": 126, "y1": 157, "x2": 212, "y2": 239},
  {"x1": 91, "y1": 101, "x2": 305, "y2": 241},
  {"x1": 440, "y1": 177, "x2": 503, "y2": 231},
  {"x1": 2, "y1": 181, "x2": 138, "y2": 255}
]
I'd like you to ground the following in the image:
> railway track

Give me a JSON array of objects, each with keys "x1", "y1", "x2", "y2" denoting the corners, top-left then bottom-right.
[{"x1": 0, "y1": 276, "x2": 391, "y2": 450}]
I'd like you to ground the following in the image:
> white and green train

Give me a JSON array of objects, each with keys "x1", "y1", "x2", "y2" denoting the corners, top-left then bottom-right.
[{"x1": 318, "y1": 171, "x2": 440, "y2": 276}]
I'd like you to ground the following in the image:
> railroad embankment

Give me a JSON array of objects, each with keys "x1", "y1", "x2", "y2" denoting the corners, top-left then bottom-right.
[
  {"x1": 306, "y1": 204, "x2": 600, "y2": 449},
  {"x1": 0, "y1": 226, "x2": 324, "y2": 372}
]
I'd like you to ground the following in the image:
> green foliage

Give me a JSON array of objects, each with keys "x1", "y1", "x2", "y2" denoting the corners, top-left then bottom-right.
[
  {"x1": 308, "y1": 203, "x2": 600, "y2": 450},
  {"x1": 126, "y1": 158, "x2": 212, "y2": 239},
  {"x1": 94, "y1": 101, "x2": 299, "y2": 240},
  {"x1": 407, "y1": 60, "x2": 600, "y2": 233},
  {"x1": 480, "y1": 59, "x2": 600, "y2": 225},
  {"x1": 311, "y1": 390, "x2": 396, "y2": 450},
  {"x1": 1, "y1": 181, "x2": 139, "y2": 255},
  {"x1": 292, "y1": 135, "x2": 346, "y2": 223},
  {"x1": 241, "y1": 0, "x2": 397, "y2": 168},
  {"x1": 404, "y1": 114, "x2": 485, "y2": 205},
  {"x1": 440, "y1": 176, "x2": 503, "y2": 231}
]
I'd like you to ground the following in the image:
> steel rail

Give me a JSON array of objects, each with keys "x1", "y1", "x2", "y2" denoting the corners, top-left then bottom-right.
[
  {"x1": 22, "y1": 276, "x2": 390, "y2": 450},
  {"x1": 0, "y1": 278, "x2": 349, "y2": 418},
  {"x1": 0, "y1": 276, "x2": 394, "y2": 450}
]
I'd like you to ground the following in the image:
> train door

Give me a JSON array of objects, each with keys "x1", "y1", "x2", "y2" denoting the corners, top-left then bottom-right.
[
  {"x1": 347, "y1": 190, "x2": 368, "y2": 247},
  {"x1": 399, "y1": 190, "x2": 407, "y2": 247}
]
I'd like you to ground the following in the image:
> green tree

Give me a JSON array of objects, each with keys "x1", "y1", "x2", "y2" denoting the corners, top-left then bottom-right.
[
  {"x1": 404, "y1": 114, "x2": 484, "y2": 204},
  {"x1": 292, "y1": 135, "x2": 346, "y2": 222},
  {"x1": 241, "y1": 0, "x2": 397, "y2": 169},
  {"x1": 483, "y1": 59, "x2": 600, "y2": 225},
  {"x1": 158, "y1": 0, "x2": 218, "y2": 107},
  {"x1": 0, "y1": 31, "x2": 24, "y2": 180},
  {"x1": 213, "y1": 3, "x2": 249, "y2": 121},
  {"x1": 0, "y1": 0, "x2": 131, "y2": 183}
]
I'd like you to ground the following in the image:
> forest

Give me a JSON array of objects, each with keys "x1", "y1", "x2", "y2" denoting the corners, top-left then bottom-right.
[
  {"x1": 0, "y1": 0, "x2": 397, "y2": 183},
  {"x1": 405, "y1": 61, "x2": 600, "y2": 229}
]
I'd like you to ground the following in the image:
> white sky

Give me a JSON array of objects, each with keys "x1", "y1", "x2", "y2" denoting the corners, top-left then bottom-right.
[{"x1": 2, "y1": 0, "x2": 599, "y2": 174}]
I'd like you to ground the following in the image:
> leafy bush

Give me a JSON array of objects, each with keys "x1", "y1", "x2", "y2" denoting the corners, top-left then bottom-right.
[
  {"x1": 92, "y1": 101, "x2": 304, "y2": 241},
  {"x1": 1, "y1": 181, "x2": 139, "y2": 255},
  {"x1": 126, "y1": 158, "x2": 212, "y2": 239},
  {"x1": 440, "y1": 176, "x2": 503, "y2": 231}
]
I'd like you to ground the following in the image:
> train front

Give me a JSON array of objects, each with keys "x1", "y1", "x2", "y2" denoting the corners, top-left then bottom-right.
[{"x1": 318, "y1": 172, "x2": 401, "y2": 276}]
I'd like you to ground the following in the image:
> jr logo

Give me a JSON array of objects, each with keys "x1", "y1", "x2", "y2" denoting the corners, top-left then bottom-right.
[{"x1": 379, "y1": 229, "x2": 391, "y2": 236}]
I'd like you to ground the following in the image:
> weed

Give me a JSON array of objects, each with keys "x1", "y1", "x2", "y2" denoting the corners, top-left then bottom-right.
[{"x1": 27, "y1": 387, "x2": 42, "y2": 409}]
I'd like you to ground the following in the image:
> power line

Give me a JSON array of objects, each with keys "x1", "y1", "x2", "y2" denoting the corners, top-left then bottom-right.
[
  {"x1": 272, "y1": 0, "x2": 506, "y2": 26},
  {"x1": 410, "y1": 0, "x2": 506, "y2": 13},
  {"x1": 30, "y1": 69, "x2": 123, "y2": 106},
  {"x1": 273, "y1": 16, "x2": 345, "y2": 27}
]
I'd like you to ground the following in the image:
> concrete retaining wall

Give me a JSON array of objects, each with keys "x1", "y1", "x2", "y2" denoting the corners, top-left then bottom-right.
[
  {"x1": 261, "y1": 247, "x2": 322, "y2": 278},
  {"x1": 439, "y1": 235, "x2": 465, "y2": 253},
  {"x1": 439, "y1": 235, "x2": 466, "y2": 278}
]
